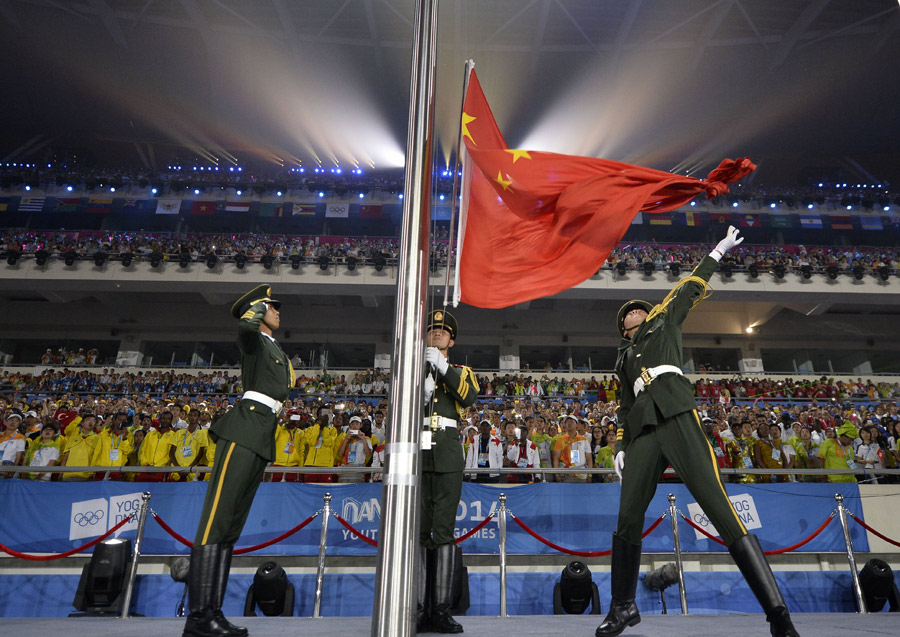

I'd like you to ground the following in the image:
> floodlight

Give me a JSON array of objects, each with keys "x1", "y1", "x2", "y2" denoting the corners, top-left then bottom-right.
[{"x1": 553, "y1": 561, "x2": 601, "y2": 615}]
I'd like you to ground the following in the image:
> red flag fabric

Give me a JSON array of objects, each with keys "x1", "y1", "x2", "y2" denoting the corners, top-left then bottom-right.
[
  {"x1": 191, "y1": 200, "x2": 216, "y2": 216},
  {"x1": 456, "y1": 69, "x2": 755, "y2": 309}
]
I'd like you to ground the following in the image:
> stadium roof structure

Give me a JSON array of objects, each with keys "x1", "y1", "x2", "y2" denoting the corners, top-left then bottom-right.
[{"x1": 1, "y1": 0, "x2": 899, "y2": 183}]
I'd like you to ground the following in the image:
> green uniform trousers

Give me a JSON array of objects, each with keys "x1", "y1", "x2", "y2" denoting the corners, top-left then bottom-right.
[
  {"x1": 420, "y1": 470, "x2": 463, "y2": 547},
  {"x1": 194, "y1": 439, "x2": 268, "y2": 546},
  {"x1": 617, "y1": 409, "x2": 747, "y2": 546}
]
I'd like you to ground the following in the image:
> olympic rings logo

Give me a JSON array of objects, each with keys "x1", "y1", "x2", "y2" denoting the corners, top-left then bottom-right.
[
  {"x1": 693, "y1": 512, "x2": 710, "y2": 527},
  {"x1": 73, "y1": 510, "x2": 105, "y2": 527}
]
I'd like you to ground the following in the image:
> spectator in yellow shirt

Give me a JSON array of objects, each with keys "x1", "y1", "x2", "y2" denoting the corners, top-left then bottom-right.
[
  {"x1": 168, "y1": 409, "x2": 208, "y2": 482},
  {"x1": 139, "y1": 412, "x2": 175, "y2": 482},
  {"x1": 91, "y1": 413, "x2": 134, "y2": 481},
  {"x1": 25, "y1": 422, "x2": 63, "y2": 481},
  {"x1": 59, "y1": 413, "x2": 100, "y2": 481},
  {"x1": 302, "y1": 411, "x2": 338, "y2": 483},
  {"x1": 270, "y1": 413, "x2": 305, "y2": 482},
  {"x1": 335, "y1": 415, "x2": 373, "y2": 483}
]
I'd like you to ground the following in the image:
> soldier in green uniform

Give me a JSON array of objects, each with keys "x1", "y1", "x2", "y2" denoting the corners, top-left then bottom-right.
[
  {"x1": 596, "y1": 227, "x2": 799, "y2": 637},
  {"x1": 183, "y1": 285, "x2": 295, "y2": 637},
  {"x1": 418, "y1": 309, "x2": 479, "y2": 634}
]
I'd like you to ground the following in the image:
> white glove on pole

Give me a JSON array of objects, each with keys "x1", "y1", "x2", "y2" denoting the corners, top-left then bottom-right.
[
  {"x1": 711, "y1": 225, "x2": 743, "y2": 261},
  {"x1": 425, "y1": 347, "x2": 449, "y2": 376},
  {"x1": 424, "y1": 376, "x2": 436, "y2": 403},
  {"x1": 614, "y1": 451, "x2": 626, "y2": 480}
]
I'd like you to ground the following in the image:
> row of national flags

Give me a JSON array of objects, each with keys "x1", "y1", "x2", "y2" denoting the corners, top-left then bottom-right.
[
  {"x1": 0, "y1": 197, "x2": 390, "y2": 219},
  {"x1": 629, "y1": 210, "x2": 887, "y2": 231}
]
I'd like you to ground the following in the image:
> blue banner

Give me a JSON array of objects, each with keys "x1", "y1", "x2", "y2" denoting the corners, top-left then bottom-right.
[{"x1": 0, "y1": 482, "x2": 865, "y2": 556}]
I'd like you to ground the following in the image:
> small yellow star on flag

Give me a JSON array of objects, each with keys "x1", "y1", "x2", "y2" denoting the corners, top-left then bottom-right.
[
  {"x1": 495, "y1": 171, "x2": 513, "y2": 191},
  {"x1": 461, "y1": 112, "x2": 476, "y2": 145},
  {"x1": 505, "y1": 149, "x2": 531, "y2": 163}
]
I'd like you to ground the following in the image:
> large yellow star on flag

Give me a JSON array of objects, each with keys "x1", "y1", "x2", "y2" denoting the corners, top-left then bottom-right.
[
  {"x1": 461, "y1": 112, "x2": 476, "y2": 146},
  {"x1": 505, "y1": 149, "x2": 532, "y2": 163},
  {"x1": 495, "y1": 171, "x2": 513, "y2": 191}
]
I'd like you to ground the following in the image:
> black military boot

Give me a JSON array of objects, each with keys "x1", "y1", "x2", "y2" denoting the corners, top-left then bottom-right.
[
  {"x1": 182, "y1": 544, "x2": 245, "y2": 637},
  {"x1": 213, "y1": 544, "x2": 248, "y2": 636},
  {"x1": 429, "y1": 543, "x2": 463, "y2": 634},
  {"x1": 595, "y1": 534, "x2": 642, "y2": 637},
  {"x1": 417, "y1": 545, "x2": 433, "y2": 632},
  {"x1": 729, "y1": 534, "x2": 800, "y2": 637}
]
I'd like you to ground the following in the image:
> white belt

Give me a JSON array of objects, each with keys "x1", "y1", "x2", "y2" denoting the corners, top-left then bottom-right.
[
  {"x1": 425, "y1": 415, "x2": 458, "y2": 430},
  {"x1": 633, "y1": 365, "x2": 683, "y2": 395},
  {"x1": 241, "y1": 391, "x2": 284, "y2": 414}
]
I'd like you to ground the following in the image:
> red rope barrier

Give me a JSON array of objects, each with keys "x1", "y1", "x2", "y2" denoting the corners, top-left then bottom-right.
[
  {"x1": 456, "y1": 514, "x2": 495, "y2": 544},
  {"x1": 152, "y1": 511, "x2": 319, "y2": 554},
  {"x1": 679, "y1": 511, "x2": 835, "y2": 554},
  {"x1": 850, "y1": 513, "x2": 900, "y2": 549},
  {"x1": 0, "y1": 514, "x2": 135, "y2": 561},
  {"x1": 509, "y1": 513, "x2": 665, "y2": 557},
  {"x1": 333, "y1": 514, "x2": 378, "y2": 547}
]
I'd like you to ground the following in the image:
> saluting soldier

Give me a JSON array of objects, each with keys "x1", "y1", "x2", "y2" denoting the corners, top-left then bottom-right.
[
  {"x1": 419, "y1": 309, "x2": 479, "y2": 634},
  {"x1": 596, "y1": 227, "x2": 799, "y2": 637},
  {"x1": 183, "y1": 285, "x2": 295, "y2": 637}
]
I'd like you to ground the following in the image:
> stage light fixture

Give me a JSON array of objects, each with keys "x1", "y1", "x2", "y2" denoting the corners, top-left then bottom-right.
[
  {"x1": 243, "y1": 561, "x2": 294, "y2": 617},
  {"x1": 853, "y1": 265, "x2": 865, "y2": 280},
  {"x1": 373, "y1": 254, "x2": 386, "y2": 272},
  {"x1": 748, "y1": 264, "x2": 759, "y2": 278},
  {"x1": 858, "y1": 558, "x2": 900, "y2": 612},
  {"x1": 616, "y1": 262, "x2": 627, "y2": 276},
  {"x1": 722, "y1": 263, "x2": 733, "y2": 278},
  {"x1": 800, "y1": 265, "x2": 812, "y2": 279},
  {"x1": 66, "y1": 185, "x2": 73, "y2": 192},
  {"x1": 151, "y1": 187, "x2": 158, "y2": 195},
  {"x1": 206, "y1": 253, "x2": 218, "y2": 269},
  {"x1": 290, "y1": 254, "x2": 301, "y2": 270},
  {"x1": 318, "y1": 256, "x2": 330, "y2": 271},
  {"x1": 94, "y1": 251, "x2": 108, "y2": 267},
  {"x1": 878, "y1": 266, "x2": 890, "y2": 281},
  {"x1": 773, "y1": 264, "x2": 785, "y2": 279},
  {"x1": 71, "y1": 538, "x2": 132, "y2": 616},
  {"x1": 262, "y1": 255, "x2": 274, "y2": 270},
  {"x1": 553, "y1": 561, "x2": 601, "y2": 615},
  {"x1": 35, "y1": 249, "x2": 50, "y2": 266},
  {"x1": 642, "y1": 262, "x2": 654, "y2": 276},
  {"x1": 64, "y1": 250, "x2": 77, "y2": 266},
  {"x1": 668, "y1": 262, "x2": 680, "y2": 277},
  {"x1": 179, "y1": 253, "x2": 191, "y2": 268},
  {"x1": 150, "y1": 251, "x2": 163, "y2": 268},
  {"x1": 827, "y1": 265, "x2": 838, "y2": 280},
  {"x1": 346, "y1": 256, "x2": 357, "y2": 271},
  {"x1": 120, "y1": 252, "x2": 134, "y2": 267},
  {"x1": 235, "y1": 255, "x2": 246, "y2": 269},
  {"x1": 5, "y1": 250, "x2": 20, "y2": 266},
  {"x1": 193, "y1": 189, "x2": 200, "y2": 195}
]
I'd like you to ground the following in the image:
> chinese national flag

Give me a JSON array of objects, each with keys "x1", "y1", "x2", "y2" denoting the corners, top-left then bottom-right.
[{"x1": 455, "y1": 69, "x2": 756, "y2": 308}]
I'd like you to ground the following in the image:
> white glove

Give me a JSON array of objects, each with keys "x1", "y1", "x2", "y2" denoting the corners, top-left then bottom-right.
[
  {"x1": 425, "y1": 347, "x2": 449, "y2": 376},
  {"x1": 711, "y1": 225, "x2": 743, "y2": 261},
  {"x1": 424, "y1": 376, "x2": 436, "y2": 403},
  {"x1": 614, "y1": 451, "x2": 626, "y2": 480}
]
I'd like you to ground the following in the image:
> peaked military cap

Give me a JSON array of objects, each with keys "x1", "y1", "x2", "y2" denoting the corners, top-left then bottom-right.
[
  {"x1": 616, "y1": 299, "x2": 654, "y2": 338},
  {"x1": 426, "y1": 308, "x2": 458, "y2": 339},
  {"x1": 231, "y1": 284, "x2": 281, "y2": 319}
]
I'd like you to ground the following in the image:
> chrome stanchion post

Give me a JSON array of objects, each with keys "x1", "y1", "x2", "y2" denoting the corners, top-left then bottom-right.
[
  {"x1": 313, "y1": 492, "x2": 332, "y2": 618},
  {"x1": 834, "y1": 493, "x2": 867, "y2": 613},
  {"x1": 498, "y1": 493, "x2": 508, "y2": 617},
  {"x1": 120, "y1": 491, "x2": 151, "y2": 619},
  {"x1": 667, "y1": 493, "x2": 688, "y2": 615}
]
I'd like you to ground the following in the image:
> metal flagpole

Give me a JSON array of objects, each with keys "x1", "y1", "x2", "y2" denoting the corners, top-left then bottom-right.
[{"x1": 371, "y1": 0, "x2": 439, "y2": 635}]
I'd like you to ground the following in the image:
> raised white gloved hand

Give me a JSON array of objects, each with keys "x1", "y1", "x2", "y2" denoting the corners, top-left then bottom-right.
[
  {"x1": 425, "y1": 347, "x2": 449, "y2": 376},
  {"x1": 424, "y1": 376, "x2": 436, "y2": 402},
  {"x1": 711, "y1": 225, "x2": 743, "y2": 261},
  {"x1": 614, "y1": 451, "x2": 626, "y2": 480}
]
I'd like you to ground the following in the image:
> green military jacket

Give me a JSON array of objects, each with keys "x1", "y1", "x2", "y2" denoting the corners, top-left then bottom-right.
[
  {"x1": 210, "y1": 303, "x2": 295, "y2": 461},
  {"x1": 422, "y1": 363, "x2": 479, "y2": 473},
  {"x1": 615, "y1": 255, "x2": 718, "y2": 454}
]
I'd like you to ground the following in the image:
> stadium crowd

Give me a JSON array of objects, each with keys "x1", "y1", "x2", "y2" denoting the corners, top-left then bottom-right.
[
  {"x1": 1, "y1": 370, "x2": 898, "y2": 484},
  {"x1": 2, "y1": 229, "x2": 898, "y2": 275}
]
